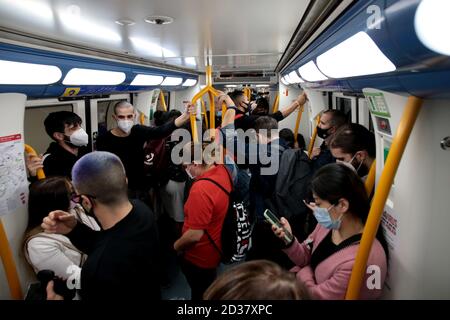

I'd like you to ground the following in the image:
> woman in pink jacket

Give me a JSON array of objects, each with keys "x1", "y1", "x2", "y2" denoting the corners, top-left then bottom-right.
[{"x1": 272, "y1": 163, "x2": 387, "y2": 300}]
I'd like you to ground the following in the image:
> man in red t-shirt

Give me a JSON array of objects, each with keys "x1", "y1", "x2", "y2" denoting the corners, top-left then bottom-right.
[{"x1": 174, "y1": 143, "x2": 231, "y2": 300}]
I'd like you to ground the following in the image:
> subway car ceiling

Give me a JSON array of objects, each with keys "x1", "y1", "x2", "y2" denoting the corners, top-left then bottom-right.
[
  {"x1": 0, "y1": 0, "x2": 449, "y2": 98},
  {"x1": 281, "y1": 0, "x2": 450, "y2": 99}
]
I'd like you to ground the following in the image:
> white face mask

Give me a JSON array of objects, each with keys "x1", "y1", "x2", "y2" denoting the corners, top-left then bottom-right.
[
  {"x1": 185, "y1": 167, "x2": 195, "y2": 179},
  {"x1": 117, "y1": 120, "x2": 134, "y2": 134},
  {"x1": 68, "y1": 128, "x2": 89, "y2": 147}
]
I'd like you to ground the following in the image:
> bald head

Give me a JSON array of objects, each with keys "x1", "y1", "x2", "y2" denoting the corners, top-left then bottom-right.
[
  {"x1": 72, "y1": 151, "x2": 128, "y2": 205},
  {"x1": 114, "y1": 101, "x2": 134, "y2": 115}
]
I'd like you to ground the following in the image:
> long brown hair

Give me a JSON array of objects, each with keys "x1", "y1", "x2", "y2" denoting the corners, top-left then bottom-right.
[{"x1": 204, "y1": 260, "x2": 307, "y2": 300}]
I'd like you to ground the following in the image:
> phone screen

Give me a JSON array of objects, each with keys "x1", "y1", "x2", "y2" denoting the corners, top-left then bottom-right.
[{"x1": 263, "y1": 209, "x2": 293, "y2": 243}]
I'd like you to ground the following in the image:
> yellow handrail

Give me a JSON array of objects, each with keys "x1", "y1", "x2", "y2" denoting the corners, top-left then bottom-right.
[
  {"x1": 0, "y1": 222, "x2": 22, "y2": 299},
  {"x1": 24, "y1": 144, "x2": 45, "y2": 180},
  {"x1": 190, "y1": 65, "x2": 220, "y2": 142},
  {"x1": 221, "y1": 101, "x2": 227, "y2": 122},
  {"x1": 345, "y1": 96, "x2": 423, "y2": 300},
  {"x1": 159, "y1": 90, "x2": 167, "y2": 112},
  {"x1": 364, "y1": 160, "x2": 376, "y2": 197},
  {"x1": 294, "y1": 105, "x2": 304, "y2": 143},
  {"x1": 200, "y1": 98, "x2": 209, "y2": 128},
  {"x1": 307, "y1": 115, "x2": 321, "y2": 158},
  {"x1": 244, "y1": 87, "x2": 251, "y2": 100},
  {"x1": 272, "y1": 93, "x2": 280, "y2": 113},
  {"x1": 139, "y1": 112, "x2": 145, "y2": 125}
]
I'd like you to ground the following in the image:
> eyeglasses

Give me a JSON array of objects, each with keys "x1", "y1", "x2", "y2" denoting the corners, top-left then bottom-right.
[
  {"x1": 70, "y1": 192, "x2": 96, "y2": 204},
  {"x1": 116, "y1": 114, "x2": 134, "y2": 120}
]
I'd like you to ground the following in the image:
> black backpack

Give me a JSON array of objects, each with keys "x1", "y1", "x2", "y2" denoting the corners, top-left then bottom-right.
[
  {"x1": 266, "y1": 148, "x2": 315, "y2": 241},
  {"x1": 191, "y1": 168, "x2": 253, "y2": 264}
]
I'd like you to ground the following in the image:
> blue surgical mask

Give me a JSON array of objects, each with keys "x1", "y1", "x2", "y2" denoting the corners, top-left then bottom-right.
[{"x1": 313, "y1": 204, "x2": 344, "y2": 229}]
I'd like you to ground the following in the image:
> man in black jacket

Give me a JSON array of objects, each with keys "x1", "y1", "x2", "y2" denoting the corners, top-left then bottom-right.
[
  {"x1": 42, "y1": 151, "x2": 161, "y2": 300},
  {"x1": 42, "y1": 111, "x2": 90, "y2": 179}
]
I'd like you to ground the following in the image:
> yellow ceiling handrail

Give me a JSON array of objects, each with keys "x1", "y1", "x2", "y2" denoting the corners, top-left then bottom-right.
[
  {"x1": 294, "y1": 105, "x2": 304, "y2": 143},
  {"x1": 159, "y1": 90, "x2": 167, "y2": 112},
  {"x1": 190, "y1": 65, "x2": 220, "y2": 142},
  {"x1": 364, "y1": 160, "x2": 376, "y2": 197},
  {"x1": 24, "y1": 144, "x2": 45, "y2": 180},
  {"x1": 272, "y1": 93, "x2": 280, "y2": 113},
  {"x1": 345, "y1": 96, "x2": 423, "y2": 300},
  {"x1": 307, "y1": 115, "x2": 321, "y2": 158}
]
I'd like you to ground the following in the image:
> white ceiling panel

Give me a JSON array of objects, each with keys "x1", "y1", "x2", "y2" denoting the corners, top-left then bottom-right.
[{"x1": 0, "y1": 0, "x2": 310, "y2": 72}]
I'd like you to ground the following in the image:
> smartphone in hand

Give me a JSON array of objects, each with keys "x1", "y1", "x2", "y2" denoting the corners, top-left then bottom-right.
[{"x1": 264, "y1": 209, "x2": 293, "y2": 243}]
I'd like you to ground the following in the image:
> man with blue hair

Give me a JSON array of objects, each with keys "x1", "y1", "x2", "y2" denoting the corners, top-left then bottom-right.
[{"x1": 41, "y1": 151, "x2": 160, "y2": 300}]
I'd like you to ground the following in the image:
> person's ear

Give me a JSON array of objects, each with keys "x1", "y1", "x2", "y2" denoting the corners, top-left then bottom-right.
[
  {"x1": 81, "y1": 195, "x2": 93, "y2": 210},
  {"x1": 53, "y1": 132, "x2": 65, "y2": 141},
  {"x1": 356, "y1": 150, "x2": 368, "y2": 163},
  {"x1": 337, "y1": 198, "x2": 349, "y2": 213}
]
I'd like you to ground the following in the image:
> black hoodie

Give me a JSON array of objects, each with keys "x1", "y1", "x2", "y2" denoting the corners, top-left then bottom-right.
[{"x1": 43, "y1": 142, "x2": 88, "y2": 179}]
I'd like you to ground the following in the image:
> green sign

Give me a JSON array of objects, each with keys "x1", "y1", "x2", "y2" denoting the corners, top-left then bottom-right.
[{"x1": 365, "y1": 92, "x2": 391, "y2": 118}]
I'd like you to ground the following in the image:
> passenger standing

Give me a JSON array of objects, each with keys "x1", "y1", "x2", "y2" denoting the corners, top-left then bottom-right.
[
  {"x1": 42, "y1": 151, "x2": 161, "y2": 300},
  {"x1": 310, "y1": 110, "x2": 347, "y2": 172},
  {"x1": 271, "y1": 163, "x2": 387, "y2": 299},
  {"x1": 42, "y1": 111, "x2": 89, "y2": 178},
  {"x1": 174, "y1": 142, "x2": 232, "y2": 301},
  {"x1": 330, "y1": 123, "x2": 376, "y2": 179},
  {"x1": 24, "y1": 177, "x2": 99, "y2": 281},
  {"x1": 96, "y1": 101, "x2": 192, "y2": 199}
]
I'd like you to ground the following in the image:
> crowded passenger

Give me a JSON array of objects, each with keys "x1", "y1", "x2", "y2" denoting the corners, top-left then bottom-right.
[
  {"x1": 310, "y1": 110, "x2": 347, "y2": 172},
  {"x1": 203, "y1": 260, "x2": 307, "y2": 300},
  {"x1": 42, "y1": 151, "x2": 161, "y2": 300},
  {"x1": 41, "y1": 111, "x2": 90, "y2": 178},
  {"x1": 96, "y1": 101, "x2": 193, "y2": 200},
  {"x1": 271, "y1": 163, "x2": 387, "y2": 299},
  {"x1": 330, "y1": 123, "x2": 376, "y2": 179},
  {"x1": 174, "y1": 141, "x2": 232, "y2": 300},
  {"x1": 24, "y1": 176, "x2": 99, "y2": 281}
]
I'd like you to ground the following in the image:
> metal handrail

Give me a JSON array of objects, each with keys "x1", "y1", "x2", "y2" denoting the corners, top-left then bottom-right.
[
  {"x1": 272, "y1": 93, "x2": 280, "y2": 113},
  {"x1": 190, "y1": 65, "x2": 220, "y2": 142},
  {"x1": 294, "y1": 105, "x2": 304, "y2": 143},
  {"x1": 345, "y1": 96, "x2": 423, "y2": 299},
  {"x1": 307, "y1": 115, "x2": 321, "y2": 158}
]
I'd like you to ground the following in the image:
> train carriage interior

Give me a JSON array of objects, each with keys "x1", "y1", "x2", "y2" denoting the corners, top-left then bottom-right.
[{"x1": 0, "y1": 0, "x2": 449, "y2": 301}]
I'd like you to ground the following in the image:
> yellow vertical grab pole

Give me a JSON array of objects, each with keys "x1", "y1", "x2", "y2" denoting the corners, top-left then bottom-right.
[
  {"x1": 24, "y1": 144, "x2": 45, "y2": 180},
  {"x1": 139, "y1": 113, "x2": 145, "y2": 125},
  {"x1": 221, "y1": 101, "x2": 227, "y2": 122},
  {"x1": 345, "y1": 96, "x2": 423, "y2": 300},
  {"x1": 364, "y1": 160, "x2": 376, "y2": 197},
  {"x1": 0, "y1": 223, "x2": 22, "y2": 299},
  {"x1": 200, "y1": 98, "x2": 209, "y2": 128},
  {"x1": 159, "y1": 90, "x2": 167, "y2": 112},
  {"x1": 307, "y1": 115, "x2": 321, "y2": 158},
  {"x1": 272, "y1": 93, "x2": 280, "y2": 113},
  {"x1": 293, "y1": 105, "x2": 304, "y2": 143}
]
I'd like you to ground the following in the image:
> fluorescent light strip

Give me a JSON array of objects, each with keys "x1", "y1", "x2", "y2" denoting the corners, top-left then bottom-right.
[
  {"x1": 317, "y1": 32, "x2": 396, "y2": 78},
  {"x1": 130, "y1": 74, "x2": 163, "y2": 86},
  {"x1": 298, "y1": 61, "x2": 328, "y2": 82},
  {"x1": 63, "y1": 68, "x2": 126, "y2": 85},
  {"x1": 161, "y1": 77, "x2": 183, "y2": 86},
  {"x1": 256, "y1": 84, "x2": 269, "y2": 88},
  {"x1": 415, "y1": 0, "x2": 450, "y2": 56},
  {"x1": 0, "y1": 60, "x2": 62, "y2": 85},
  {"x1": 288, "y1": 70, "x2": 304, "y2": 83},
  {"x1": 182, "y1": 79, "x2": 197, "y2": 87},
  {"x1": 225, "y1": 84, "x2": 237, "y2": 88}
]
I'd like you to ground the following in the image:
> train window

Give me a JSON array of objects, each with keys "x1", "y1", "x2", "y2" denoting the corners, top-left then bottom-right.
[
  {"x1": 97, "y1": 99, "x2": 127, "y2": 133},
  {"x1": 335, "y1": 97, "x2": 352, "y2": 122},
  {"x1": 24, "y1": 104, "x2": 73, "y2": 154}
]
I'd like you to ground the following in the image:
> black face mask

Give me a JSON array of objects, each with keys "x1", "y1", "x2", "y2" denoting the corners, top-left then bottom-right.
[{"x1": 316, "y1": 126, "x2": 331, "y2": 139}]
